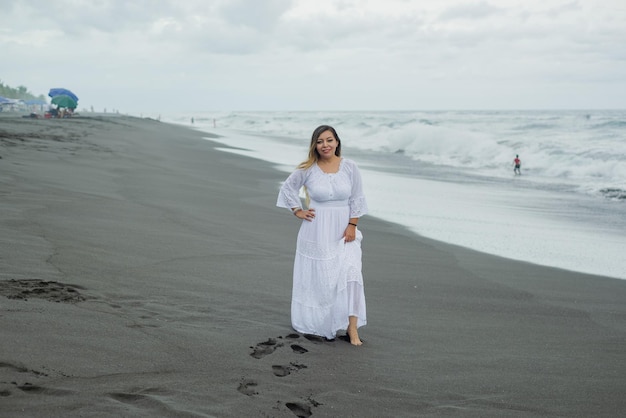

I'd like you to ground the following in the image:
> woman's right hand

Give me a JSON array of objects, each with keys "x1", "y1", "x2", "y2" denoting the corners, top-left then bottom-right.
[{"x1": 295, "y1": 208, "x2": 315, "y2": 222}]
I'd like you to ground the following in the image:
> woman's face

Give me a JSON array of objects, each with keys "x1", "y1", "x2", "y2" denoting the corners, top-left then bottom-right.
[{"x1": 315, "y1": 130, "x2": 338, "y2": 160}]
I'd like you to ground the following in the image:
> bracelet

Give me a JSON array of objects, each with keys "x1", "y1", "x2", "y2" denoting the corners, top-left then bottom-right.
[
  {"x1": 292, "y1": 208, "x2": 302, "y2": 216},
  {"x1": 348, "y1": 222, "x2": 358, "y2": 227}
]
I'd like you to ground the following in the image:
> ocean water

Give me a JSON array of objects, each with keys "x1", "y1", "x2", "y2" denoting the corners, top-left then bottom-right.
[{"x1": 162, "y1": 110, "x2": 626, "y2": 280}]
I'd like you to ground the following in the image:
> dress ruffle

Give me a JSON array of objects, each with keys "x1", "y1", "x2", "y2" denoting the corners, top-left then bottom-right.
[{"x1": 291, "y1": 207, "x2": 366, "y2": 339}]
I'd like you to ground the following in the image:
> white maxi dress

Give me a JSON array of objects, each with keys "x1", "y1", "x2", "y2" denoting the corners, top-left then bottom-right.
[{"x1": 277, "y1": 158, "x2": 368, "y2": 339}]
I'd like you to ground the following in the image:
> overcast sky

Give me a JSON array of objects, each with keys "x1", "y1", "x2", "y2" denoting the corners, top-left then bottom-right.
[{"x1": 2, "y1": 0, "x2": 625, "y2": 112}]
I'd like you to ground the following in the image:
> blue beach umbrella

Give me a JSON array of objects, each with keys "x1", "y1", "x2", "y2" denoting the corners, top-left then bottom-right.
[
  {"x1": 48, "y1": 88, "x2": 79, "y2": 103},
  {"x1": 0, "y1": 96, "x2": 13, "y2": 104}
]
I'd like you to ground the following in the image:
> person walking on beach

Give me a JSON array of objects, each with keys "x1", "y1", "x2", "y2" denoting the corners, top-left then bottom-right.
[
  {"x1": 277, "y1": 125, "x2": 368, "y2": 346},
  {"x1": 513, "y1": 154, "x2": 522, "y2": 175}
]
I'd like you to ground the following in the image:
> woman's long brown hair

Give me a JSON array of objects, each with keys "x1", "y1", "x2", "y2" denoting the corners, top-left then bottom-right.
[
  {"x1": 297, "y1": 125, "x2": 342, "y2": 170},
  {"x1": 296, "y1": 125, "x2": 343, "y2": 207}
]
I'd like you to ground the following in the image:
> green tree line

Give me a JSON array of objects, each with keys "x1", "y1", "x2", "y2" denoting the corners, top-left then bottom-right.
[{"x1": 0, "y1": 80, "x2": 46, "y2": 101}]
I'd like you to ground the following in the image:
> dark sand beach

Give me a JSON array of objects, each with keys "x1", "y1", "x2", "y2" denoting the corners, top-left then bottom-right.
[{"x1": 1, "y1": 114, "x2": 625, "y2": 417}]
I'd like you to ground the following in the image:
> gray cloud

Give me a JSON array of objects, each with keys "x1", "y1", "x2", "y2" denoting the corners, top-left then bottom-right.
[
  {"x1": 438, "y1": 1, "x2": 502, "y2": 21},
  {"x1": 218, "y1": 0, "x2": 293, "y2": 31},
  {"x1": 1, "y1": 0, "x2": 624, "y2": 111}
]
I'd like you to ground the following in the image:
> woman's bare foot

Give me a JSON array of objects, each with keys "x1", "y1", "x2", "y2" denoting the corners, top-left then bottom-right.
[
  {"x1": 347, "y1": 315, "x2": 363, "y2": 346},
  {"x1": 346, "y1": 326, "x2": 363, "y2": 346}
]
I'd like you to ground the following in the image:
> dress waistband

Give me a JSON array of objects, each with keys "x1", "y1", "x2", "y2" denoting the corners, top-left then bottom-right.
[{"x1": 309, "y1": 199, "x2": 349, "y2": 208}]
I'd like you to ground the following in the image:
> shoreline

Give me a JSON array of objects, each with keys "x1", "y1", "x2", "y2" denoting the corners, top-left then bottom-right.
[
  {"x1": 184, "y1": 119, "x2": 626, "y2": 282},
  {"x1": 1, "y1": 114, "x2": 625, "y2": 416}
]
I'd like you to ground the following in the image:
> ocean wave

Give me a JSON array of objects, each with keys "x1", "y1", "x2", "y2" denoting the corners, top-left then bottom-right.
[
  {"x1": 600, "y1": 188, "x2": 626, "y2": 200},
  {"x1": 174, "y1": 110, "x2": 626, "y2": 201},
  {"x1": 592, "y1": 120, "x2": 626, "y2": 129}
]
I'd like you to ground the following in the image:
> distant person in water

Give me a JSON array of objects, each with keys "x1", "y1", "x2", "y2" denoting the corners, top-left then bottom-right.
[{"x1": 513, "y1": 155, "x2": 521, "y2": 175}]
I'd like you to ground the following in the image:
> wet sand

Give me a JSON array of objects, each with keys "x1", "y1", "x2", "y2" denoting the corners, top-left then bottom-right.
[{"x1": 1, "y1": 114, "x2": 625, "y2": 417}]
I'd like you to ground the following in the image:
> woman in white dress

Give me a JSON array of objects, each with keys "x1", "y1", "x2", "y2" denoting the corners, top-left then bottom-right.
[{"x1": 277, "y1": 125, "x2": 368, "y2": 345}]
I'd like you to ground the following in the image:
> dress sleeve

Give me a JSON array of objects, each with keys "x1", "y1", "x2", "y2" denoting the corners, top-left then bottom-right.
[
  {"x1": 276, "y1": 169, "x2": 306, "y2": 209},
  {"x1": 348, "y1": 160, "x2": 368, "y2": 218}
]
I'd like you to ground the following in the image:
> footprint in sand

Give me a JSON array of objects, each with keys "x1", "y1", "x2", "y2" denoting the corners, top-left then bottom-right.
[
  {"x1": 303, "y1": 334, "x2": 327, "y2": 343},
  {"x1": 250, "y1": 338, "x2": 284, "y2": 359},
  {"x1": 272, "y1": 362, "x2": 307, "y2": 377},
  {"x1": 272, "y1": 365, "x2": 291, "y2": 377},
  {"x1": 250, "y1": 333, "x2": 304, "y2": 359},
  {"x1": 286, "y1": 401, "x2": 312, "y2": 417},
  {"x1": 290, "y1": 344, "x2": 308, "y2": 354},
  {"x1": 237, "y1": 379, "x2": 258, "y2": 396},
  {"x1": 0, "y1": 279, "x2": 86, "y2": 303},
  {"x1": 245, "y1": 335, "x2": 323, "y2": 416},
  {"x1": 16, "y1": 383, "x2": 74, "y2": 396}
]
